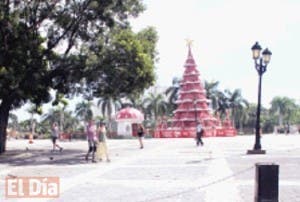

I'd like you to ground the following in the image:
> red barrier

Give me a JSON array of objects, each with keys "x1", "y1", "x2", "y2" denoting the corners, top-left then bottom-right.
[{"x1": 155, "y1": 128, "x2": 236, "y2": 138}]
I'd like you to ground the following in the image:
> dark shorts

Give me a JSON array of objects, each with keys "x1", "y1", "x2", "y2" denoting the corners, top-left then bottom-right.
[
  {"x1": 88, "y1": 140, "x2": 97, "y2": 152},
  {"x1": 196, "y1": 132, "x2": 202, "y2": 139},
  {"x1": 137, "y1": 132, "x2": 144, "y2": 137},
  {"x1": 52, "y1": 137, "x2": 57, "y2": 144}
]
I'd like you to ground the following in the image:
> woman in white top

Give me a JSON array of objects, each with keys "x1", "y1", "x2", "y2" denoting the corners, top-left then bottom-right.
[{"x1": 51, "y1": 122, "x2": 63, "y2": 152}]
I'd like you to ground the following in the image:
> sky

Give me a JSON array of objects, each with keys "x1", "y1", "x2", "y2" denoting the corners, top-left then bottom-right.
[
  {"x1": 131, "y1": 0, "x2": 300, "y2": 107},
  {"x1": 15, "y1": 0, "x2": 300, "y2": 121}
]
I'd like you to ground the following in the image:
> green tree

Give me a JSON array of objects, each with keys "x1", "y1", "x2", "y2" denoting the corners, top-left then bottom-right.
[
  {"x1": 165, "y1": 77, "x2": 181, "y2": 113},
  {"x1": 235, "y1": 104, "x2": 249, "y2": 133},
  {"x1": 215, "y1": 91, "x2": 230, "y2": 119},
  {"x1": 41, "y1": 109, "x2": 61, "y2": 126},
  {"x1": 122, "y1": 94, "x2": 144, "y2": 110},
  {"x1": 204, "y1": 80, "x2": 220, "y2": 111},
  {"x1": 19, "y1": 119, "x2": 34, "y2": 133},
  {"x1": 261, "y1": 110, "x2": 277, "y2": 134},
  {"x1": 243, "y1": 103, "x2": 258, "y2": 133},
  {"x1": 63, "y1": 113, "x2": 80, "y2": 133},
  {"x1": 143, "y1": 92, "x2": 169, "y2": 121},
  {"x1": 270, "y1": 96, "x2": 297, "y2": 126},
  {"x1": 0, "y1": 0, "x2": 156, "y2": 153},
  {"x1": 82, "y1": 26, "x2": 158, "y2": 99},
  {"x1": 97, "y1": 96, "x2": 122, "y2": 122},
  {"x1": 8, "y1": 113, "x2": 18, "y2": 130},
  {"x1": 97, "y1": 96, "x2": 122, "y2": 135},
  {"x1": 224, "y1": 89, "x2": 248, "y2": 128},
  {"x1": 291, "y1": 104, "x2": 300, "y2": 124},
  {"x1": 75, "y1": 101, "x2": 94, "y2": 123},
  {"x1": 42, "y1": 108, "x2": 78, "y2": 134},
  {"x1": 52, "y1": 96, "x2": 69, "y2": 131},
  {"x1": 26, "y1": 104, "x2": 42, "y2": 136}
]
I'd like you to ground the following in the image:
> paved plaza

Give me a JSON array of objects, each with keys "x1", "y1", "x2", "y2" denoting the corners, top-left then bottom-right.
[{"x1": 0, "y1": 134, "x2": 300, "y2": 202}]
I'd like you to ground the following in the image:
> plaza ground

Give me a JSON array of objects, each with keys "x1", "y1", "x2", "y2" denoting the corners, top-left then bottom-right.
[{"x1": 0, "y1": 134, "x2": 300, "y2": 202}]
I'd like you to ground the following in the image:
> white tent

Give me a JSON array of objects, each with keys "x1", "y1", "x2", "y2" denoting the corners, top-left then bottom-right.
[{"x1": 115, "y1": 107, "x2": 144, "y2": 136}]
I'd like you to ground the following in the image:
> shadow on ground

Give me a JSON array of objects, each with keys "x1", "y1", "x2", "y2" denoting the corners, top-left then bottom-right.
[{"x1": 0, "y1": 149, "x2": 87, "y2": 166}]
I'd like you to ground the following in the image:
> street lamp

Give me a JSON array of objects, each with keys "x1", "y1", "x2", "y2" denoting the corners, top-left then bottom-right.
[{"x1": 247, "y1": 42, "x2": 272, "y2": 154}]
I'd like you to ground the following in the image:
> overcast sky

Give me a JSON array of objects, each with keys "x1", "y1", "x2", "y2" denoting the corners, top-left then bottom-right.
[{"x1": 131, "y1": 0, "x2": 300, "y2": 107}]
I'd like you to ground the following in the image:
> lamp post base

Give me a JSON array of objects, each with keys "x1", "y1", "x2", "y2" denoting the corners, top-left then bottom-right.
[{"x1": 247, "y1": 149, "x2": 266, "y2": 155}]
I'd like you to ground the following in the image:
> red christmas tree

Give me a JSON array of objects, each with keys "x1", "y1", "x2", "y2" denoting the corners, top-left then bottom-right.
[
  {"x1": 172, "y1": 44, "x2": 218, "y2": 136},
  {"x1": 154, "y1": 43, "x2": 236, "y2": 138}
]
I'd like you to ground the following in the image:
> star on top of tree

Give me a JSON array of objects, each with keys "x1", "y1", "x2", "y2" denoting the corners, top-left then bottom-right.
[{"x1": 185, "y1": 39, "x2": 193, "y2": 48}]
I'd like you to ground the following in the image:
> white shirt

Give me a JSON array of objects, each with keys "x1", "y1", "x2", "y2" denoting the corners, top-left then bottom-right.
[{"x1": 196, "y1": 124, "x2": 202, "y2": 133}]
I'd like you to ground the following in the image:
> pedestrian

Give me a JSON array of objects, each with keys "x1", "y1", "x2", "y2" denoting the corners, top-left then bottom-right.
[
  {"x1": 96, "y1": 122, "x2": 110, "y2": 162},
  {"x1": 196, "y1": 122, "x2": 204, "y2": 146},
  {"x1": 85, "y1": 119, "x2": 98, "y2": 163},
  {"x1": 286, "y1": 123, "x2": 290, "y2": 134},
  {"x1": 137, "y1": 123, "x2": 145, "y2": 149},
  {"x1": 51, "y1": 122, "x2": 63, "y2": 152}
]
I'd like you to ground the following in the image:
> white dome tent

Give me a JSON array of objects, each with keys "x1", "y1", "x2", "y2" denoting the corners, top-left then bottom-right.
[{"x1": 115, "y1": 107, "x2": 144, "y2": 137}]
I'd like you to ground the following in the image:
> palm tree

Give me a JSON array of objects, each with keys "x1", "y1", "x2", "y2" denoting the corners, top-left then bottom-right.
[
  {"x1": 243, "y1": 103, "x2": 258, "y2": 133},
  {"x1": 97, "y1": 96, "x2": 122, "y2": 121},
  {"x1": 292, "y1": 106, "x2": 300, "y2": 125},
  {"x1": 165, "y1": 77, "x2": 181, "y2": 112},
  {"x1": 8, "y1": 113, "x2": 19, "y2": 130},
  {"x1": 224, "y1": 89, "x2": 249, "y2": 128},
  {"x1": 42, "y1": 109, "x2": 61, "y2": 125},
  {"x1": 27, "y1": 104, "x2": 42, "y2": 136},
  {"x1": 123, "y1": 94, "x2": 146, "y2": 112},
  {"x1": 42, "y1": 108, "x2": 79, "y2": 133},
  {"x1": 62, "y1": 112, "x2": 80, "y2": 133},
  {"x1": 270, "y1": 96, "x2": 297, "y2": 127},
  {"x1": 121, "y1": 94, "x2": 141, "y2": 108},
  {"x1": 143, "y1": 92, "x2": 169, "y2": 121},
  {"x1": 58, "y1": 98, "x2": 68, "y2": 132},
  {"x1": 52, "y1": 93, "x2": 69, "y2": 131},
  {"x1": 97, "y1": 96, "x2": 122, "y2": 135},
  {"x1": 216, "y1": 91, "x2": 230, "y2": 119},
  {"x1": 19, "y1": 119, "x2": 34, "y2": 133},
  {"x1": 235, "y1": 104, "x2": 249, "y2": 133},
  {"x1": 75, "y1": 101, "x2": 94, "y2": 122},
  {"x1": 204, "y1": 80, "x2": 220, "y2": 110}
]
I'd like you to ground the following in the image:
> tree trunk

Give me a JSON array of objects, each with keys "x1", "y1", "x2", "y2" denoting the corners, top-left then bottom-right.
[
  {"x1": 231, "y1": 108, "x2": 236, "y2": 128},
  {"x1": 239, "y1": 122, "x2": 244, "y2": 134},
  {"x1": 30, "y1": 113, "x2": 35, "y2": 136},
  {"x1": 279, "y1": 114, "x2": 283, "y2": 126},
  {"x1": 107, "y1": 102, "x2": 113, "y2": 137},
  {"x1": 0, "y1": 100, "x2": 11, "y2": 154},
  {"x1": 60, "y1": 110, "x2": 64, "y2": 132}
]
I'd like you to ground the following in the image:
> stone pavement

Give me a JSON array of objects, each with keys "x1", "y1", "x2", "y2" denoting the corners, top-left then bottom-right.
[{"x1": 0, "y1": 134, "x2": 300, "y2": 202}]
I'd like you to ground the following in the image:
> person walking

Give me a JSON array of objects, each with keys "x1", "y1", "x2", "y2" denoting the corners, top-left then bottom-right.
[
  {"x1": 137, "y1": 123, "x2": 145, "y2": 149},
  {"x1": 51, "y1": 122, "x2": 63, "y2": 152},
  {"x1": 96, "y1": 122, "x2": 110, "y2": 162},
  {"x1": 85, "y1": 120, "x2": 98, "y2": 163},
  {"x1": 196, "y1": 122, "x2": 204, "y2": 146}
]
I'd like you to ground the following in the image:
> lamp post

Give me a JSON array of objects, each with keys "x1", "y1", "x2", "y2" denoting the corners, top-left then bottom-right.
[{"x1": 247, "y1": 42, "x2": 272, "y2": 154}]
